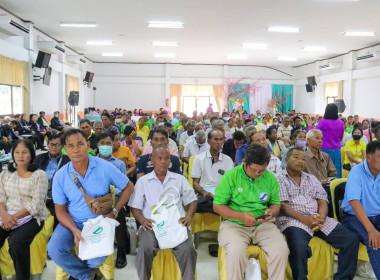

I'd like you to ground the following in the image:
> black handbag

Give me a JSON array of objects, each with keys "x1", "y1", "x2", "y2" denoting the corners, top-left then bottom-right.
[{"x1": 342, "y1": 163, "x2": 352, "y2": 171}]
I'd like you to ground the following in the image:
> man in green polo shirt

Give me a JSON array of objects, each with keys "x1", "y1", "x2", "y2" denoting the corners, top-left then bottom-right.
[{"x1": 214, "y1": 144, "x2": 289, "y2": 280}]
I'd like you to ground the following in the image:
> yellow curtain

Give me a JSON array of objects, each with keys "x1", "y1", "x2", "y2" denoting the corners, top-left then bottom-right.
[
  {"x1": 324, "y1": 81, "x2": 343, "y2": 100},
  {"x1": 65, "y1": 74, "x2": 79, "y2": 118},
  {"x1": 213, "y1": 85, "x2": 224, "y2": 113},
  {"x1": 170, "y1": 84, "x2": 182, "y2": 112},
  {"x1": 0, "y1": 54, "x2": 30, "y2": 114}
]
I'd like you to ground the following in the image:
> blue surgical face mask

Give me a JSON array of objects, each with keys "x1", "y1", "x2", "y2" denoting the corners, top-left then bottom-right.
[
  {"x1": 99, "y1": 145, "x2": 113, "y2": 157},
  {"x1": 296, "y1": 139, "x2": 307, "y2": 148},
  {"x1": 176, "y1": 114, "x2": 180, "y2": 118},
  {"x1": 204, "y1": 119, "x2": 210, "y2": 124},
  {"x1": 54, "y1": 114, "x2": 59, "y2": 118},
  {"x1": 274, "y1": 122, "x2": 279, "y2": 126},
  {"x1": 257, "y1": 116, "x2": 262, "y2": 119}
]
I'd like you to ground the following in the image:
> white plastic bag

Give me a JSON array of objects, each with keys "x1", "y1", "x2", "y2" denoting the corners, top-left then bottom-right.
[
  {"x1": 151, "y1": 187, "x2": 188, "y2": 249},
  {"x1": 78, "y1": 216, "x2": 119, "y2": 260},
  {"x1": 245, "y1": 258, "x2": 261, "y2": 280}
]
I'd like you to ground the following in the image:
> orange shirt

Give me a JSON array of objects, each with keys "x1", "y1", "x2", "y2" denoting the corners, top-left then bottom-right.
[{"x1": 113, "y1": 146, "x2": 136, "y2": 167}]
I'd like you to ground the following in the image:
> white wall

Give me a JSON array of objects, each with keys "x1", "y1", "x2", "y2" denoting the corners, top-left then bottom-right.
[
  {"x1": 293, "y1": 46, "x2": 380, "y2": 118},
  {"x1": 93, "y1": 63, "x2": 294, "y2": 112},
  {"x1": 0, "y1": 8, "x2": 94, "y2": 117}
]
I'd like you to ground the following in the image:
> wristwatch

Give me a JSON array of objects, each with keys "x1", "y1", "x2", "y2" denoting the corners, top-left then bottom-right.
[{"x1": 112, "y1": 207, "x2": 119, "y2": 218}]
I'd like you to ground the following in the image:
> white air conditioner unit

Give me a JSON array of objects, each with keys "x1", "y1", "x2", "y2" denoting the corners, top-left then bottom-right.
[
  {"x1": 318, "y1": 62, "x2": 342, "y2": 71},
  {"x1": 66, "y1": 55, "x2": 87, "y2": 65},
  {"x1": 37, "y1": 41, "x2": 66, "y2": 54},
  {"x1": 0, "y1": 16, "x2": 30, "y2": 36},
  {"x1": 356, "y1": 51, "x2": 380, "y2": 62}
]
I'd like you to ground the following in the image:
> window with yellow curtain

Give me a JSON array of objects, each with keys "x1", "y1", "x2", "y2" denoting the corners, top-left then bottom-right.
[
  {"x1": 0, "y1": 55, "x2": 30, "y2": 115},
  {"x1": 170, "y1": 84, "x2": 223, "y2": 115},
  {"x1": 324, "y1": 81, "x2": 343, "y2": 104}
]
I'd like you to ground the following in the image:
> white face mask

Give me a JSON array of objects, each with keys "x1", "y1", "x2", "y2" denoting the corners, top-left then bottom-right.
[{"x1": 223, "y1": 117, "x2": 229, "y2": 121}]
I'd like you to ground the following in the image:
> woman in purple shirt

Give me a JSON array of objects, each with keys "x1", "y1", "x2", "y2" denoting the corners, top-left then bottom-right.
[{"x1": 316, "y1": 103, "x2": 344, "y2": 178}]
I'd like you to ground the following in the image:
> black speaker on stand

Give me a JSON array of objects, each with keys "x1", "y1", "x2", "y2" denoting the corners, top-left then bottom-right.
[
  {"x1": 335, "y1": 99, "x2": 346, "y2": 113},
  {"x1": 68, "y1": 91, "x2": 79, "y2": 106},
  {"x1": 68, "y1": 91, "x2": 79, "y2": 127}
]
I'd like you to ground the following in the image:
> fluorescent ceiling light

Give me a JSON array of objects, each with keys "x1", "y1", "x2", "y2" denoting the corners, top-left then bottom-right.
[
  {"x1": 87, "y1": 40, "x2": 113, "y2": 45},
  {"x1": 242, "y1": 43, "x2": 268, "y2": 49},
  {"x1": 227, "y1": 54, "x2": 247, "y2": 60},
  {"x1": 60, "y1": 22, "x2": 96, "y2": 28},
  {"x1": 152, "y1": 41, "x2": 178, "y2": 47},
  {"x1": 102, "y1": 52, "x2": 123, "y2": 57},
  {"x1": 303, "y1": 46, "x2": 327, "y2": 51},
  {"x1": 155, "y1": 53, "x2": 176, "y2": 58},
  {"x1": 148, "y1": 22, "x2": 184, "y2": 28},
  {"x1": 278, "y1": 56, "x2": 297, "y2": 61},
  {"x1": 267, "y1": 26, "x2": 299, "y2": 33},
  {"x1": 343, "y1": 31, "x2": 375, "y2": 37}
]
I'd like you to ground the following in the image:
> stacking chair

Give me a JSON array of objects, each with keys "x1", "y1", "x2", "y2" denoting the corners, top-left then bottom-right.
[
  {"x1": 330, "y1": 178, "x2": 370, "y2": 262},
  {"x1": 187, "y1": 155, "x2": 221, "y2": 248},
  {"x1": 218, "y1": 236, "x2": 335, "y2": 280},
  {"x1": 0, "y1": 214, "x2": 54, "y2": 279}
]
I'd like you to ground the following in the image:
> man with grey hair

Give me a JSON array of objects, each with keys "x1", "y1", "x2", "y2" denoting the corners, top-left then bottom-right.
[
  {"x1": 179, "y1": 120, "x2": 196, "y2": 148},
  {"x1": 182, "y1": 130, "x2": 209, "y2": 164},
  {"x1": 234, "y1": 125, "x2": 257, "y2": 165},
  {"x1": 305, "y1": 129, "x2": 337, "y2": 186},
  {"x1": 305, "y1": 129, "x2": 337, "y2": 217},
  {"x1": 129, "y1": 145, "x2": 197, "y2": 280}
]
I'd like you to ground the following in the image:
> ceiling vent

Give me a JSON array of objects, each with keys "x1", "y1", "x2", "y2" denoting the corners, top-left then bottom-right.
[
  {"x1": 67, "y1": 55, "x2": 87, "y2": 64},
  {"x1": 0, "y1": 16, "x2": 30, "y2": 36},
  {"x1": 318, "y1": 62, "x2": 342, "y2": 71},
  {"x1": 356, "y1": 51, "x2": 380, "y2": 62},
  {"x1": 37, "y1": 41, "x2": 66, "y2": 54}
]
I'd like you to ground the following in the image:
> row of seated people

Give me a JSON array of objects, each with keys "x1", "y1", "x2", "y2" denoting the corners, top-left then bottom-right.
[{"x1": 1, "y1": 103, "x2": 380, "y2": 279}]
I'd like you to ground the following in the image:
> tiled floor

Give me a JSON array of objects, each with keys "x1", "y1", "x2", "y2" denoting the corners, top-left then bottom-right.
[{"x1": 40, "y1": 232, "x2": 373, "y2": 280}]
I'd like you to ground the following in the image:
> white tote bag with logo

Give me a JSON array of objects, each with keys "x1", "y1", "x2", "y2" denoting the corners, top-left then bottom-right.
[
  {"x1": 245, "y1": 258, "x2": 261, "y2": 280},
  {"x1": 151, "y1": 187, "x2": 188, "y2": 249},
  {"x1": 78, "y1": 215, "x2": 119, "y2": 260}
]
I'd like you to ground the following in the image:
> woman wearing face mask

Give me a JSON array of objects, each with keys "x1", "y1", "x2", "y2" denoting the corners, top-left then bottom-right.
[
  {"x1": 343, "y1": 128, "x2": 366, "y2": 169},
  {"x1": 271, "y1": 117, "x2": 280, "y2": 129},
  {"x1": 281, "y1": 130, "x2": 307, "y2": 169}
]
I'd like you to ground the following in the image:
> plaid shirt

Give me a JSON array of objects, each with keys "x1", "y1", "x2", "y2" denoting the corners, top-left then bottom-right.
[
  {"x1": 0, "y1": 169, "x2": 48, "y2": 224},
  {"x1": 276, "y1": 170, "x2": 337, "y2": 236}
]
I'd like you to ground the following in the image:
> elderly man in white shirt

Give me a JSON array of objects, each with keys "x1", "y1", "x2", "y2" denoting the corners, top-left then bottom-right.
[
  {"x1": 191, "y1": 130, "x2": 234, "y2": 213},
  {"x1": 182, "y1": 130, "x2": 209, "y2": 164},
  {"x1": 129, "y1": 145, "x2": 197, "y2": 280}
]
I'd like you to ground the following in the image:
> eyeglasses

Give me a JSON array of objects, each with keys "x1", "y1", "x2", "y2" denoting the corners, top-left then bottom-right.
[
  {"x1": 48, "y1": 143, "x2": 62, "y2": 148},
  {"x1": 247, "y1": 164, "x2": 266, "y2": 175}
]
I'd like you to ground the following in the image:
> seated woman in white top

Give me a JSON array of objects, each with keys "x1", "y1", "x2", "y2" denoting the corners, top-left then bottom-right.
[{"x1": 0, "y1": 139, "x2": 48, "y2": 279}]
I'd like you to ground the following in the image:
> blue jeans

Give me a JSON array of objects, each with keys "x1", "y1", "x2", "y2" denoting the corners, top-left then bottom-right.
[
  {"x1": 321, "y1": 148, "x2": 342, "y2": 178},
  {"x1": 342, "y1": 214, "x2": 380, "y2": 279},
  {"x1": 283, "y1": 225, "x2": 359, "y2": 280},
  {"x1": 47, "y1": 222, "x2": 108, "y2": 280}
]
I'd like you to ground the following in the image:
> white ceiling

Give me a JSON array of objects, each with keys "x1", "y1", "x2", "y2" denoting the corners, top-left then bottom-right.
[{"x1": 1, "y1": 0, "x2": 380, "y2": 67}]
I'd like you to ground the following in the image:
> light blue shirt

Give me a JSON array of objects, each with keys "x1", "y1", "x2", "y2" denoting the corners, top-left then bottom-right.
[
  {"x1": 45, "y1": 156, "x2": 59, "y2": 180},
  {"x1": 98, "y1": 154, "x2": 126, "y2": 195},
  {"x1": 52, "y1": 155, "x2": 129, "y2": 223},
  {"x1": 341, "y1": 160, "x2": 380, "y2": 217}
]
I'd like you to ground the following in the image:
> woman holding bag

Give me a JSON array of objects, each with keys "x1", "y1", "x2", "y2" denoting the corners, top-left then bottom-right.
[{"x1": 0, "y1": 139, "x2": 48, "y2": 280}]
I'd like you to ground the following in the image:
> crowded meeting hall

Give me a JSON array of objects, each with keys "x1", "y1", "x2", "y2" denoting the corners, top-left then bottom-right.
[{"x1": 1, "y1": 1, "x2": 380, "y2": 280}]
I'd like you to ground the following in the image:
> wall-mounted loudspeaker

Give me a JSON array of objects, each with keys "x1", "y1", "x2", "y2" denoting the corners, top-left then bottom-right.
[
  {"x1": 68, "y1": 91, "x2": 79, "y2": 106},
  {"x1": 305, "y1": 84, "x2": 313, "y2": 92},
  {"x1": 307, "y1": 76, "x2": 317, "y2": 86},
  {"x1": 35, "y1": 51, "x2": 51, "y2": 68}
]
